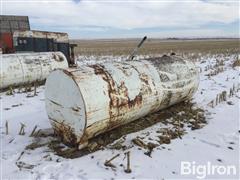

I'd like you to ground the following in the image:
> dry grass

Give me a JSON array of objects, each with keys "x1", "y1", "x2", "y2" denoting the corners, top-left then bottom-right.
[
  {"x1": 46, "y1": 100, "x2": 206, "y2": 158},
  {"x1": 71, "y1": 39, "x2": 239, "y2": 56},
  {"x1": 232, "y1": 59, "x2": 240, "y2": 68}
]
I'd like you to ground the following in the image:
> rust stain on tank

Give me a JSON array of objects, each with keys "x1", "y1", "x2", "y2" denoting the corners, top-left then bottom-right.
[
  {"x1": 161, "y1": 91, "x2": 173, "y2": 107},
  {"x1": 71, "y1": 107, "x2": 81, "y2": 112},
  {"x1": 118, "y1": 66, "x2": 131, "y2": 77},
  {"x1": 140, "y1": 73, "x2": 149, "y2": 85},
  {"x1": 50, "y1": 118, "x2": 78, "y2": 147},
  {"x1": 89, "y1": 64, "x2": 143, "y2": 129}
]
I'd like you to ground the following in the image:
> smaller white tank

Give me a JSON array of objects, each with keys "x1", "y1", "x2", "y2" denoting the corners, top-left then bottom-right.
[{"x1": 0, "y1": 52, "x2": 68, "y2": 90}]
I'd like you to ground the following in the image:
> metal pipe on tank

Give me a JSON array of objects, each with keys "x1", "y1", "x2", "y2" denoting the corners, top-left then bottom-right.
[
  {"x1": 45, "y1": 55, "x2": 199, "y2": 149},
  {"x1": 0, "y1": 52, "x2": 68, "y2": 90}
]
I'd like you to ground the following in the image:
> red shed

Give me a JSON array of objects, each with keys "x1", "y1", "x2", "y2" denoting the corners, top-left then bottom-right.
[
  {"x1": 0, "y1": 15, "x2": 30, "y2": 53},
  {"x1": 0, "y1": 33, "x2": 13, "y2": 53}
]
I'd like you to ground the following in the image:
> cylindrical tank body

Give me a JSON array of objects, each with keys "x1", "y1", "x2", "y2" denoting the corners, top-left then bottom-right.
[
  {"x1": 0, "y1": 52, "x2": 68, "y2": 90},
  {"x1": 45, "y1": 55, "x2": 199, "y2": 148}
]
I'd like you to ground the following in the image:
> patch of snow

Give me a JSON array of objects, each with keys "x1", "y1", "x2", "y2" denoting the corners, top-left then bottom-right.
[{"x1": 1, "y1": 53, "x2": 239, "y2": 179}]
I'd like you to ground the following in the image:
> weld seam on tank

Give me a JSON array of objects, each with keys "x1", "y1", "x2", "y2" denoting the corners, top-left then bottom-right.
[
  {"x1": 39, "y1": 56, "x2": 43, "y2": 81},
  {"x1": 16, "y1": 54, "x2": 25, "y2": 83}
]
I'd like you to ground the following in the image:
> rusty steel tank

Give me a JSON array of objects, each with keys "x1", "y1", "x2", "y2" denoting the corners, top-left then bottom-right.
[
  {"x1": 0, "y1": 52, "x2": 68, "y2": 90},
  {"x1": 45, "y1": 55, "x2": 199, "y2": 148}
]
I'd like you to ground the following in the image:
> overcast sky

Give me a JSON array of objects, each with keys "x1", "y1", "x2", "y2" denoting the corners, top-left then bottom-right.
[{"x1": 1, "y1": 0, "x2": 239, "y2": 39}]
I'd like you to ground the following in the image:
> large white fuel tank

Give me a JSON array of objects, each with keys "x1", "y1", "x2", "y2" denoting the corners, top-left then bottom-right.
[
  {"x1": 45, "y1": 55, "x2": 199, "y2": 148},
  {"x1": 0, "y1": 52, "x2": 68, "y2": 90}
]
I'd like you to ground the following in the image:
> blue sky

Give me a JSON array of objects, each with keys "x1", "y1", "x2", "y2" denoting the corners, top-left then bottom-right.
[{"x1": 1, "y1": 0, "x2": 239, "y2": 39}]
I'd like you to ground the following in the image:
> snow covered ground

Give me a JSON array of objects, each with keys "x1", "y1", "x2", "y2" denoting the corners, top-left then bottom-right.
[{"x1": 1, "y1": 53, "x2": 239, "y2": 179}]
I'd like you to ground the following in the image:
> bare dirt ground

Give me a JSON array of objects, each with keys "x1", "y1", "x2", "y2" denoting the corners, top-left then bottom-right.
[{"x1": 71, "y1": 39, "x2": 239, "y2": 56}]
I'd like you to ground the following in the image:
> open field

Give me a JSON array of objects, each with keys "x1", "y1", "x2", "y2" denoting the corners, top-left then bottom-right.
[{"x1": 71, "y1": 39, "x2": 239, "y2": 56}]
